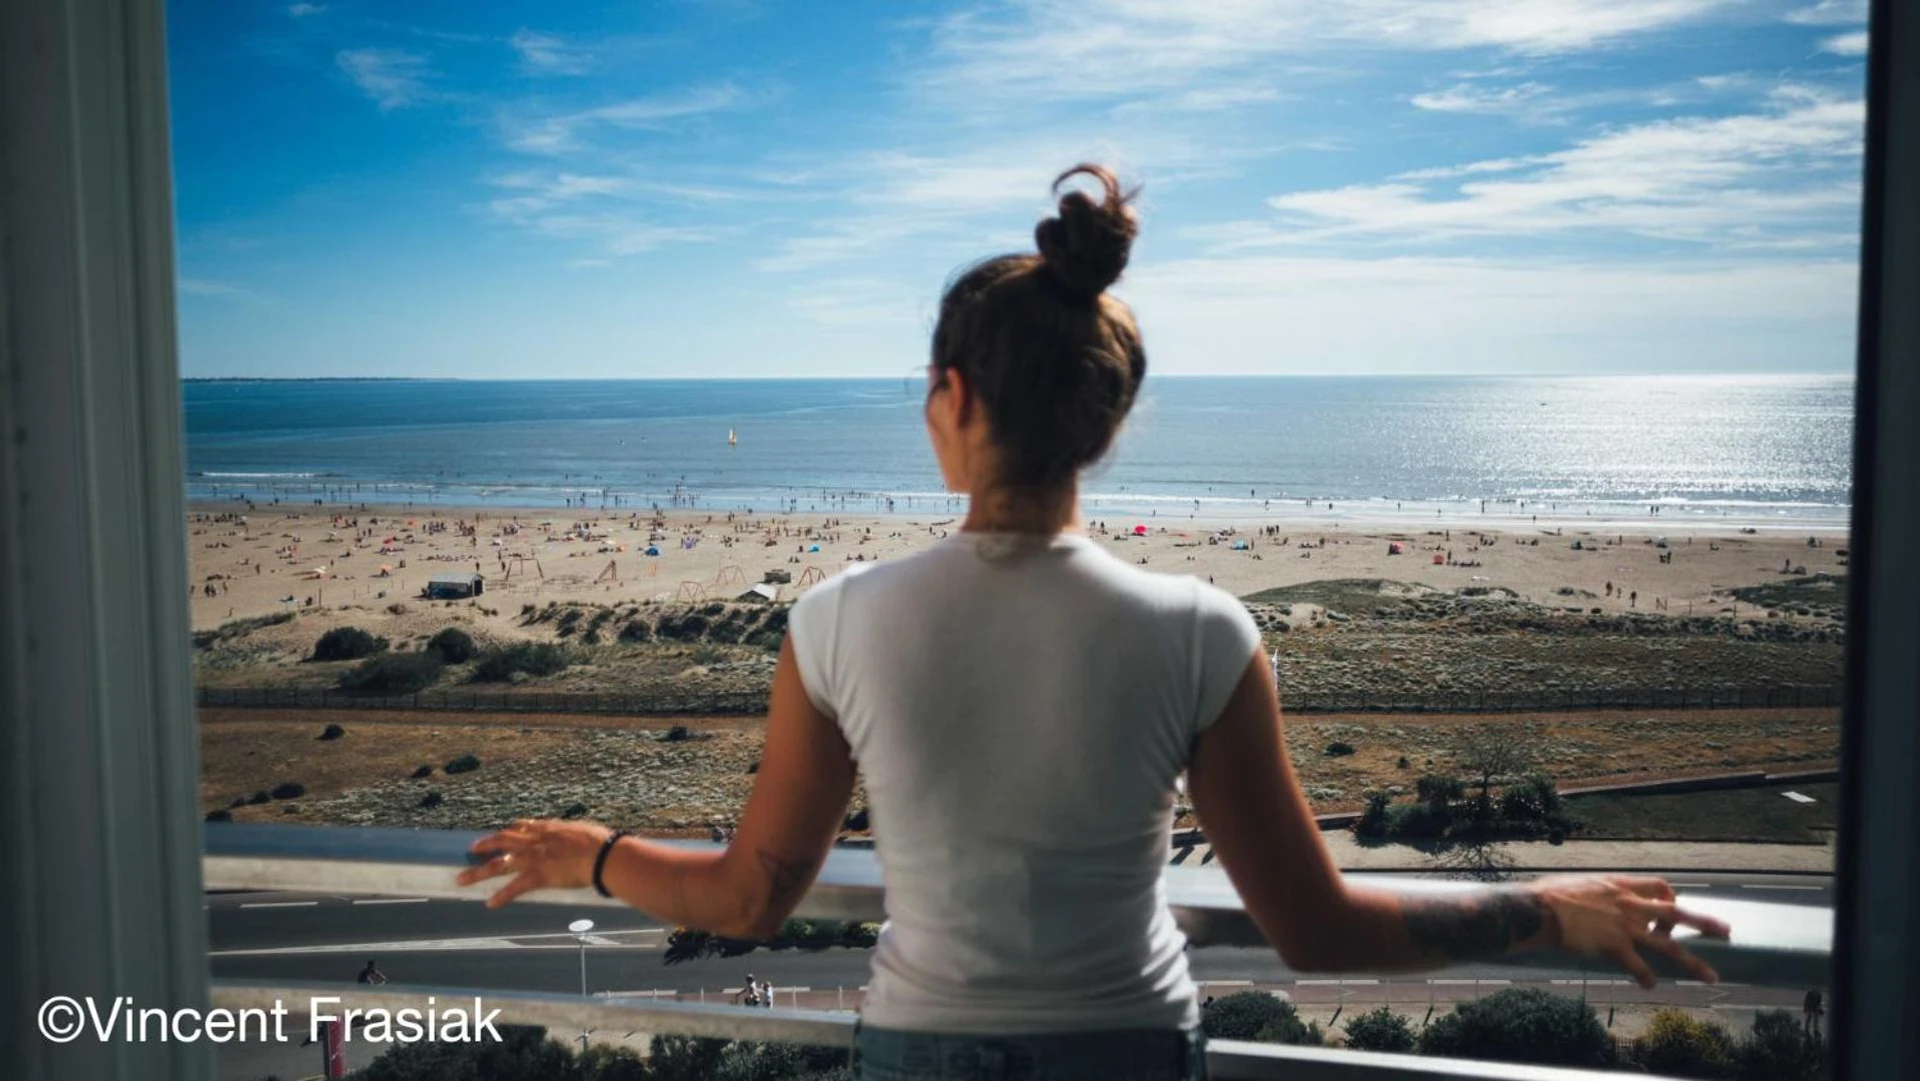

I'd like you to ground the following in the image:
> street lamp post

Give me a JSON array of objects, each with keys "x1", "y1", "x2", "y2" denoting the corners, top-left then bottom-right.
[{"x1": 569, "y1": 918, "x2": 595, "y2": 1053}]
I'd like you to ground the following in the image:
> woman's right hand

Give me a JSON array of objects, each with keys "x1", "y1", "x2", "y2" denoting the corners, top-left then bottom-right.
[{"x1": 1527, "y1": 874, "x2": 1731, "y2": 988}]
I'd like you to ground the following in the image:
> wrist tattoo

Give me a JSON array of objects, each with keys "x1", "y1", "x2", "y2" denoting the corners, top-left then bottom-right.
[{"x1": 1402, "y1": 888, "x2": 1547, "y2": 963}]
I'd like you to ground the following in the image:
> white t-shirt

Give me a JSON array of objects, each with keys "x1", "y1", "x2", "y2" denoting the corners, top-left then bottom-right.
[{"x1": 789, "y1": 531, "x2": 1262, "y2": 1034}]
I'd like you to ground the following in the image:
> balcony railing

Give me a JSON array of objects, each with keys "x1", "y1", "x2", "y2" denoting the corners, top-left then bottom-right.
[{"x1": 203, "y1": 823, "x2": 1830, "y2": 1080}]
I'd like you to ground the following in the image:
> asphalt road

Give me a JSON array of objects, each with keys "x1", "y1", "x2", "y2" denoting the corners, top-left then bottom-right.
[
  {"x1": 205, "y1": 872, "x2": 1828, "y2": 1080},
  {"x1": 208, "y1": 870, "x2": 1831, "y2": 999}
]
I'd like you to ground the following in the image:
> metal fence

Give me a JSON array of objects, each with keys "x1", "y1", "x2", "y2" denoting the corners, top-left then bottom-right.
[{"x1": 195, "y1": 682, "x2": 1843, "y2": 716}]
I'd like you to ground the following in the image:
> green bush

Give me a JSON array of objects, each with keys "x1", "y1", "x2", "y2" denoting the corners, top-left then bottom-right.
[
  {"x1": 352, "y1": 1023, "x2": 575, "y2": 1081},
  {"x1": 1635, "y1": 1007, "x2": 1736, "y2": 1079},
  {"x1": 426, "y1": 627, "x2": 478, "y2": 663},
  {"x1": 1416, "y1": 773, "x2": 1466, "y2": 808},
  {"x1": 1256, "y1": 1010, "x2": 1323, "y2": 1046},
  {"x1": 839, "y1": 921, "x2": 880, "y2": 949},
  {"x1": 1200, "y1": 991, "x2": 1292, "y2": 1041},
  {"x1": 618, "y1": 619, "x2": 653, "y2": 643},
  {"x1": 311, "y1": 626, "x2": 387, "y2": 662},
  {"x1": 470, "y1": 642, "x2": 569, "y2": 682},
  {"x1": 269, "y1": 782, "x2": 305, "y2": 800},
  {"x1": 339, "y1": 651, "x2": 444, "y2": 695},
  {"x1": 1735, "y1": 1010, "x2": 1824, "y2": 1081},
  {"x1": 1499, "y1": 773, "x2": 1566, "y2": 824},
  {"x1": 1354, "y1": 792, "x2": 1391, "y2": 838},
  {"x1": 193, "y1": 610, "x2": 295, "y2": 650},
  {"x1": 445, "y1": 753, "x2": 481, "y2": 775},
  {"x1": 1387, "y1": 799, "x2": 1452, "y2": 838},
  {"x1": 1324, "y1": 741, "x2": 1356, "y2": 757},
  {"x1": 1418, "y1": 988, "x2": 1613, "y2": 1068},
  {"x1": 1343, "y1": 1006, "x2": 1416, "y2": 1053},
  {"x1": 577, "y1": 1046, "x2": 647, "y2": 1081},
  {"x1": 663, "y1": 927, "x2": 713, "y2": 965}
]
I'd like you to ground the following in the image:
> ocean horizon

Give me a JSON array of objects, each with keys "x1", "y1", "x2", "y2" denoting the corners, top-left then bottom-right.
[{"x1": 182, "y1": 374, "x2": 1854, "y2": 529}]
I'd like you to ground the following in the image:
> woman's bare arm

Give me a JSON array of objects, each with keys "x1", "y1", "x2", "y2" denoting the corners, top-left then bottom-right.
[
  {"x1": 1186, "y1": 651, "x2": 1729, "y2": 987},
  {"x1": 456, "y1": 637, "x2": 856, "y2": 940}
]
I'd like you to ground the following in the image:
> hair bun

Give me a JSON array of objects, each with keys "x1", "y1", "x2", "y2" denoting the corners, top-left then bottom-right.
[{"x1": 1034, "y1": 164, "x2": 1138, "y2": 300}]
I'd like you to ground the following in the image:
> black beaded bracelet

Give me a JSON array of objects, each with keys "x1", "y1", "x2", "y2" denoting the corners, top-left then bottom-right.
[{"x1": 593, "y1": 829, "x2": 634, "y2": 898}]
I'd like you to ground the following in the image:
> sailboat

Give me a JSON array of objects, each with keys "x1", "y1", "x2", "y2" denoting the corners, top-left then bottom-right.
[{"x1": 728, "y1": 428, "x2": 737, "y2": 447}]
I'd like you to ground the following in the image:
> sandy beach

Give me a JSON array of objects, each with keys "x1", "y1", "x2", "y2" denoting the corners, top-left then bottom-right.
[{"x1": 187, "y1": 501, "x2": 1849, "y2": 634}]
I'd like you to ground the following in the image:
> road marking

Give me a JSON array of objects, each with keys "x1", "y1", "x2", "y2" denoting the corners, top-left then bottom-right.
[
  {"x1": 1670, "y1": 884, "x2": 1710, "y2": 890},
  {"x1": 239, "y1": 901, "x2": 318, "y2": 909},
  {"x1": 1782, "y1": 791, "x2": 1816, "y2": 804},
  {"x1": 1740, "y1": 884, "x2": 1824, "y2": 891},
  {"x1": 352, "y1": 898, "x2": 430, "y2": 906},
  {"x1": 1197, "y1": 980, "x2": 1252, "y2": 987},
  {"x1": 1428, "y1": 979, "x2": 1508, "y2": 986},
  {"x1": 1296, "y1": 979, "x2": 1379, "y2": 986}
]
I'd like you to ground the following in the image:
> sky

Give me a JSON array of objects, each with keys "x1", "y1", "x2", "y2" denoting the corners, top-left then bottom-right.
[{"x1": 168, "y1": 0, "x2": 1870, "y2": 379}]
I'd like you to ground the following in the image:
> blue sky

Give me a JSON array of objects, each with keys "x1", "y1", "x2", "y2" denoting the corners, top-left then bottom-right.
[{"x1": 169, "y1": 0, "x2": 1869, "y2": 378}]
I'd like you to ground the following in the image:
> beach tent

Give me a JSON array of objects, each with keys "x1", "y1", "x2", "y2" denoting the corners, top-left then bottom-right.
[
  {"x1": 1388, "y1": 542, "x2": 1404, "y2": 555},
  {"x1": 1133, "y1": 525, "x2": 1148, "y2": 535},
  {"x1": 808, "y1": 544, "x2": 821, "y2": 552},
  {"x1": 644, "y1": 546, "x2": 660, "y2": 556},
  {"x1": 1432, "y1": 554, "x2": 1445, "y2": 565},
  {"x1": 1231, "y1": 539, "x2": 1250, "y2": 551}
]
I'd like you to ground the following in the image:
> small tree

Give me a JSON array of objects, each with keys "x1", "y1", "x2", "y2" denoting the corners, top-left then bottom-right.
[
  {"x1": 1455, "y1": 725, "x2": 1537, "y2": 821},
  {"x1": 1354, "y1": 792, "x2": 1392, "y2": 838},
  {"x1": 311, "y1": 626, "x2": 387, "y2": 662},
  {"x1": 1344, "y1": 1006, "x2": 1417, "y2": 1053},
  {"x1": 1417, "y1": 988, "x2": 1613, "y2": 1068},
  {"x1": 426, "y1": 627, "x2": 478, "y2": 663},
  {"x1": 1200, "y1": 991, "x2": 1291, "y2": 1041},
  {"x1": 1635, "y1": 1007, "x2": 1736, "y2": 1079},
  {"x1": 338, "y1": 651, "x2": 444, "y2": 695},
  {"x1": 1735, "y1": 1010, "x2": 1825, "y2": 1081},
  {"x1": 471, "y1": 642, "x2": 569, "y2": 682}
]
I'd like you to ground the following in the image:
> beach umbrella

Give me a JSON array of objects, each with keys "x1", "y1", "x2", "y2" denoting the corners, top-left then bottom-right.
[
  {"x1": 1133, "y1": 525, "x2": 1147, "y2": 535},
  {"x1": 645, "y1": 546, "x2": 660, "y2": 556}
]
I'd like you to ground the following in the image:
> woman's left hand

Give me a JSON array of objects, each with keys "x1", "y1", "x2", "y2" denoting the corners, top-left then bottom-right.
[{"x1": 456, "y1": 819, "x2": 614, "y2": 909}]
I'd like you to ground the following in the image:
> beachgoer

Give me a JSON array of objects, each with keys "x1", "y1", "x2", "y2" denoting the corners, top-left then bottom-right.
[
  {"x1": 453, "y1": 165, "x2": 1730, "y2": 1081},
  {"x1": 1804, "y1": 988, "x2": 1825, "y2": 1036},
  {"x1": 357, "y1": 959, "x2": 386, "y2": 985}
]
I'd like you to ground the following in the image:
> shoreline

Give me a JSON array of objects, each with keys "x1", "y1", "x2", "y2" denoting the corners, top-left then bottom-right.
[{"x1": 185, "y1": 495, "x2": 1853, "y2": 538}]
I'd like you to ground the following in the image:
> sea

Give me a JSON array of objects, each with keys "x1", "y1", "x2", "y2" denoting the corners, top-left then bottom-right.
[{"x1": 182, "y1": 375, "x2": 1855, "y2": 530}]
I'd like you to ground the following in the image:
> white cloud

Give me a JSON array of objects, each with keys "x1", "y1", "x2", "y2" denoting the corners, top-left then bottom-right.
[
  {"x1": 503, "y1": 84, "x2": 750, "y2": 154},
  {"x1": 178, "y1": 278, "x2": 247, "y2": 296},
  {"x1": 1241, "y1": 89, "x2": 1864, "y2": 251},
  {"x1": 917, "y1": 0, "x2": 1737, "y2": 108},
  {"x1": 482, "y1": 174, "x2": 715, "y2": 258},
  {"x1": 511, "y1": 29, "x2": 592, "y2": 76},
  {"x1": 336, "y1": 48, "x2": 431, "y2": 110},
  {"x1": 1410, "y1": 81, "x2": 1556, "y2": 115},
  {"x1": 1390, "y1": 157, "x2": 1547, "y2": 181},
  {"x1": 1818, "y1": 31, "x2": 1869, "y2": 56},
  {"x1": 1125, "y1": 255, "x2": 1857, "y2": 373},
  {"x1": 286, "y1": 3, "x2": 325, "y2": 17},
  {"x1": 786, "y1": 277, "x2": 930, "y2": 328},
  {"x1": 1785, "y1": 0, "x2": 1867, "y2": 25}
]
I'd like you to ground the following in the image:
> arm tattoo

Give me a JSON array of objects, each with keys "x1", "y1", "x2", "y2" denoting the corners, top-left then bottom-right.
[
  {"x1": 754, "y1": 848, "x2": 820, "y2": 918},
  {"x1": 1401, "y1": 888, "x2": 1547, "y2": 963}
]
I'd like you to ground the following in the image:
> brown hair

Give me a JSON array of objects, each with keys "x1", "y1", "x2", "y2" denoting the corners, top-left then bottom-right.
[{"x1": 931, "y1": 164, "x2": 1145, "y2": 494}]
